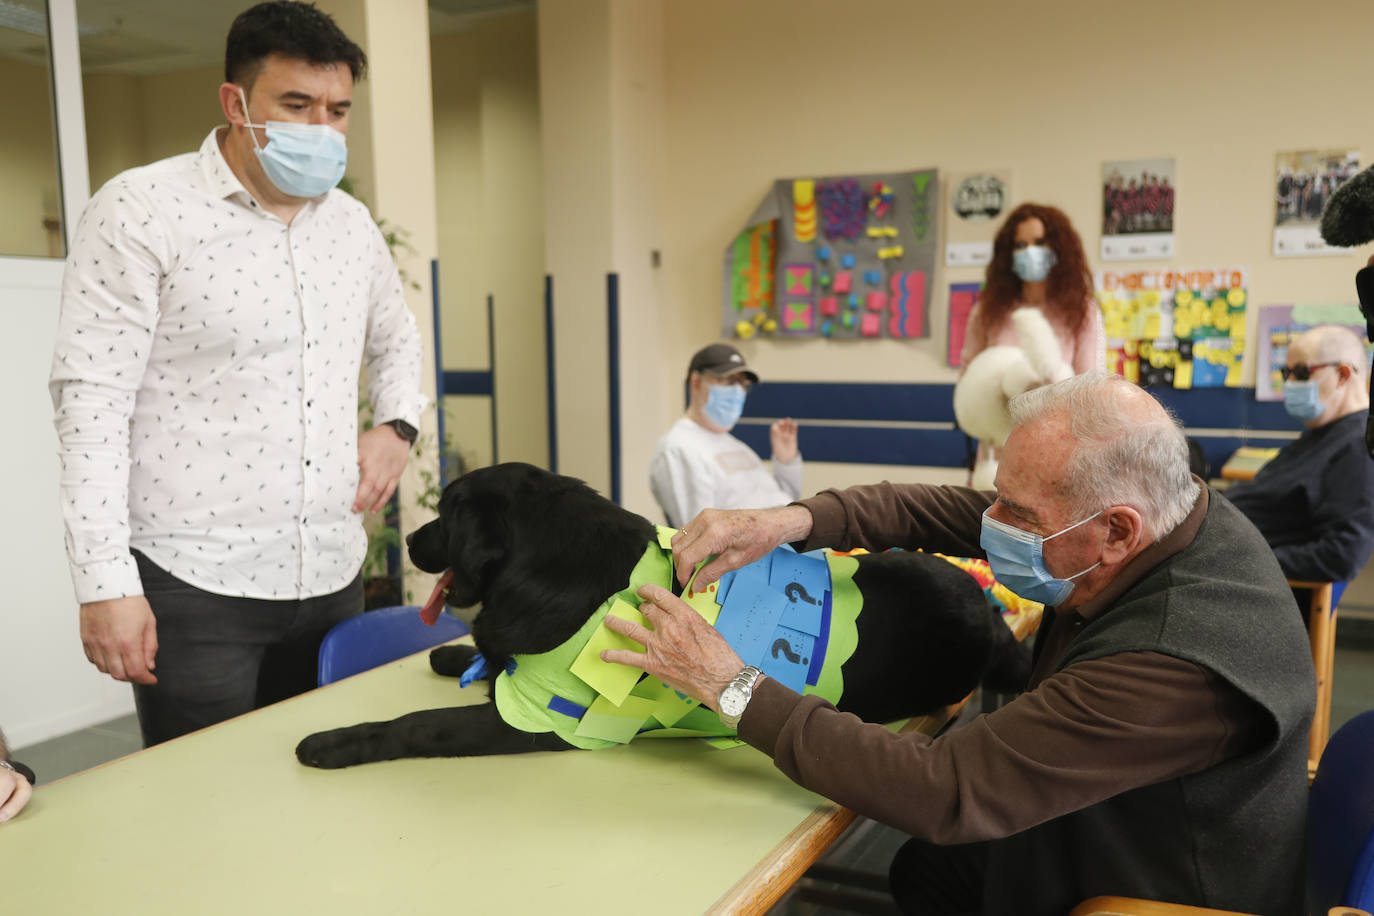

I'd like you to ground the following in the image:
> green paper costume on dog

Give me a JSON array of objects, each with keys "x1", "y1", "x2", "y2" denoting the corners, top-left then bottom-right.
[{"x1": 492, "y1": 534, "x2": 863, "y2": 748}]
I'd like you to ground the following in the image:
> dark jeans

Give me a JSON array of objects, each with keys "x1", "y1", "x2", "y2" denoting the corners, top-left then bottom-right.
[
  {"x1": 889, "y1": 837, "x2": 988, "y2": 915},
  {"x1": 132, "y1": 551, "x2": 362, "y2": 747}
]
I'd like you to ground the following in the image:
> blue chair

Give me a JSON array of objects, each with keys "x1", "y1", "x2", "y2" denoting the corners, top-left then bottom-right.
[
  {"x1": 1070, "y1": 709, "x2": 1374, "y2": 916},
  {"x1": 1309, "y1": 710, "x2": 1374, "y2": 914},
  {"x1": 317, "y1": 605, "x2": 470, "y2": 686}
]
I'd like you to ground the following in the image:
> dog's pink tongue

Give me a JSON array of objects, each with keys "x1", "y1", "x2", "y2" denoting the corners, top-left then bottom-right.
[{"x1": 419, "y1": 570, "x2": 455, "y2": 626}]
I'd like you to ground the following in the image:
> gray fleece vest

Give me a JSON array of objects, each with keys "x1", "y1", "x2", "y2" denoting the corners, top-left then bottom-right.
[{"x1": 984, "y1": 492, "x2": 1314, "y2": 916}]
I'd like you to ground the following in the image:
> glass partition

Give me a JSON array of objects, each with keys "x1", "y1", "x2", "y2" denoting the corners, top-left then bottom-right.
[
  {"x1": 75, "y1": 0, "x2": 242, "y2": 190},
  {"x1": 0, "y1": 0, "x2": 64, "y2": 258}
]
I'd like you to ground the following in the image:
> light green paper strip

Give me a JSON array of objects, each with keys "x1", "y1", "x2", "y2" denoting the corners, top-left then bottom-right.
[
  {"x1": 656, "y1": 525, "x2": 677, "y2": 550},
  {"x1": 493, "y1": 540, "x2": 670, "y2": 750},
  {"x1": 631, "y1": 676, "x2": 698, "y2": 727},
  {"x1": 573, "y1": 694, "x2": 659, "y2": 744},
  {"x1": 569, "y1": 598, "x2": 647, "y2": 706}
]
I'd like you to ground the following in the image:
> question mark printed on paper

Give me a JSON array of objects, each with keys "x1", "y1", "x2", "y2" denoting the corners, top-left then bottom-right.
[
  {"x1": 771, "y1": 638, "x2": 808, "y2": 666},
  {"x1": 785, "y1": 582, "x2": 818, "y2": 605}
]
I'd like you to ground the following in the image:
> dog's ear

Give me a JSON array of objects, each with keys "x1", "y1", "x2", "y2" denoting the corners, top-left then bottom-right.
[{"x1": 445, "y1": 487, "x2": 511, "y2": 606}]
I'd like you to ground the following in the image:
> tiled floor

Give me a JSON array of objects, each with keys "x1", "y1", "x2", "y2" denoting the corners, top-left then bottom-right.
[{"x1": 14, "y1": 617, "x2": 1374, "y2": 914}]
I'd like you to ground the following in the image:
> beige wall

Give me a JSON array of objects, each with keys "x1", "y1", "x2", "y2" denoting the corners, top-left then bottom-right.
[
  {"x1": 637, "y1": 0, "x2": 1374, "y2": 497},
  {"x1": 82, "y1": 66, "x2": 222, "y2": 191},
  {"x1": 0, "y1": 56, "x2": 62, "y2": 258},
  {"x1": 430, "y1": 10, "x2": 546, "y2": 472},
  {"x1": 540, "y1": 0, "x2": 616, "y2": 491}
]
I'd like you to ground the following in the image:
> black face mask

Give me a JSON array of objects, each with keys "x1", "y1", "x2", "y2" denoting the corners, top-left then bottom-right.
[{"x1": 1358, "y1": 264, "x2": 1374, "y2": 457}]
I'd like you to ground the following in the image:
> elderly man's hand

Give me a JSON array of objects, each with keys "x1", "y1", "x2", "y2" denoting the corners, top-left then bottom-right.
[
  {"x1": 600, "y1": 584, "x2": 746, "y2": 708},
  {"x1": 671, "y1": 505, "x2": 814, "y2": 588},
  {"x1": 0, "y1": 765, "x2": 32, "y2": 823}
]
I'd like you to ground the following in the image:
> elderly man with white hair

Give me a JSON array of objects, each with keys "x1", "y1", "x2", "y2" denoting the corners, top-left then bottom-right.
[
  {"x1": 1225, "y1": 324, "x2": 1374, "y2": 583},
  {"x1": 603, "y1": 371, "x2": 1313, "y2": 916}
]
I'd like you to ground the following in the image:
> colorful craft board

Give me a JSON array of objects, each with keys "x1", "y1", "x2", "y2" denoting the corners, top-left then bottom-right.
[
  {"x1": 793, "y1": 180, "x2": 817, "y2": 243},
  {"x1": 1254, "y1": 304, "x2": 1371, "y2": 401},
  {"x1": 721, "y1": 168, "x2": 938, "y2": 341},
  {"x1": 726, "y1": 220, "x2": 776, "y2": 339},
  {"x1": 1096, "y1": 267, "x2": 1248, "y2": 389},
  {"x1": 947, "y1": 282, "x2": 982, "y2": 367},
  {"x1": 889, "y1": 271, "x2": 926, "y2": 339}
]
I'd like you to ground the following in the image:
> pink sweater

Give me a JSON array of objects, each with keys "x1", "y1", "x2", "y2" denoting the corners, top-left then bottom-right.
[{"x1": 959, "y1": 298, "x2": 1106, "y2": 375}]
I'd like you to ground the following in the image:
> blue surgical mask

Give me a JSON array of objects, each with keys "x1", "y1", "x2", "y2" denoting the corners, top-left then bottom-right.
[
  {"x1": 239, "y1": 87, "x2": 348, "y2": 199},
  {"x1": 980, "y1": 508, "x2": 1103, "y2": 606},
  {"x1": 1283, "y1": 380, "x2": 1325, "y2": 424},
  {"x1": 1011, "y1": 245, "x2": 1058, "y2": 283},
  {"x1": 703, "y1": 383, "x2": 747, "y2": 430}
]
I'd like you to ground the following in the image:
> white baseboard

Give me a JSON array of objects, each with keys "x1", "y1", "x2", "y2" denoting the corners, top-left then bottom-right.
[{"x1": 9, "y1": 691, "x2": 136, "y2": 752}]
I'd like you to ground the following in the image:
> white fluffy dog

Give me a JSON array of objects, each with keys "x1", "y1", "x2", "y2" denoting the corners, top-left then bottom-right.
[{"x1": 954, "y1": 307, "x2": 1072, "y2": 490}]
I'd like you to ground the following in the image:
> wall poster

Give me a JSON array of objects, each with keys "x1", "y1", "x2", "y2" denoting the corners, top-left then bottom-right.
[
  {"x1": 722, "y1": 168, "x2": 938, "y2": 340},
  {"x1": 1273, "y1": 148, "x2": 1361, "y2": 257},
  {"x1": 944, "y1": 171, "x2": 1010, "y2": 268},
  {"x1": 1101, "y1": 157, "x2": 1176, "y2": 261},
  {"x1": 1097, "y1": 267, "x2": 1247, "y2": 389}
]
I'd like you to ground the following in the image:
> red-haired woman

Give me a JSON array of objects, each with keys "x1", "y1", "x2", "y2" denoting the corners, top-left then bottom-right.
[{"x1": 959, "y1": 203, "x2": 1105, "y2": 482}]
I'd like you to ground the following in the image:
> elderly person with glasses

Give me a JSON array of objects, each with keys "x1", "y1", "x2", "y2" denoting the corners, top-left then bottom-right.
[
  {"x1": 1225, "y1": 324, "x2": 1374, "y2": 583},
  {"x1": 605, "y1": 372, "x2": 1314, "y2": 915}
]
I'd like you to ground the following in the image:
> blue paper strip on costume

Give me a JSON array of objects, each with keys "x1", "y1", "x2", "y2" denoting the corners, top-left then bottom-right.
[
  {"x1": 762, "y1": 624, "x2": 815, "y2": 693},
  {"x1": 806, "y1": 590, "x2": 833, "y2": 686},
  {"x1": 547, "y1": 695, "x2": 588, "y2": 719},
  {"x1": 504, "y1": 659, "x2": 518, "y2": 676},
  {"x1": 715, "y1": 574, "x2": 788, "y2": 669},
  {"x1": 768, "y1": 550, "x2": 830, "y2": 602},
  {"x1": 769, "y1": 552, "x2": 830, "y2": 636},
  {"x1": 458, "y1": 652, "x2": 489, "y2": 687},
  {"x1": 781, "y1": 599, "x2": 823, "y2": 636},
  {"x1": 726, "y1": 561, "x2": 768, "y2": 602},
  {"x1": 717, "y1": 569, "x2": 737, "y2": 604}
]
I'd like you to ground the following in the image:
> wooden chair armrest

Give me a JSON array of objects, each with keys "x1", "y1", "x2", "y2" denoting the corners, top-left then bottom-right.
[{"x1": 1069, "y1": 897, "x2": 1251, "y2": 916}]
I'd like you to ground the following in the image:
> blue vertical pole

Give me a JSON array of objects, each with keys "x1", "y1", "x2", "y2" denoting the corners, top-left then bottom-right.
[
  {"x1": 544, "y1": 275, "x2": 558, "y2": 473},
  {"x1": 430, "y1": 259, "x2": 445, "y2": 477},
  {"x1": 607, "y1": 272, "x2": 621, "y2": 505}
]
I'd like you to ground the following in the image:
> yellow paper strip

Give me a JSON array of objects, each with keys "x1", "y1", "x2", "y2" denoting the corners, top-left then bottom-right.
[{"x1": 569, "y1": 599, "x2": 648, "y2": 706}]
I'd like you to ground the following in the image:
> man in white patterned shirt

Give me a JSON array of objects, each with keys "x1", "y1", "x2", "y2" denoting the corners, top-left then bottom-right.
[{"x1": 49, "y1": 2, "x2": 427, "y2": 745}]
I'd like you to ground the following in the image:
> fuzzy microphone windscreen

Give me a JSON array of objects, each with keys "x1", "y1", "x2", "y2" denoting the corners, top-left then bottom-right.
[{"x1": 1321, "y1": 164, "x2": 1374, "y2": 246}]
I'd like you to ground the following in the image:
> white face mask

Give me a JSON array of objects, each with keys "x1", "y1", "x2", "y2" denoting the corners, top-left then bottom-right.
[{"x1": 237, "y1": 86, "x2": 348, "y2": 198}]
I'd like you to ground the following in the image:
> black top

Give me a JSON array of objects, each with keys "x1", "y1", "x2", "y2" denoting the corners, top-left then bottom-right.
[{"x1": 1224, "y1": 410, "x2": 1374, "y2": 582}]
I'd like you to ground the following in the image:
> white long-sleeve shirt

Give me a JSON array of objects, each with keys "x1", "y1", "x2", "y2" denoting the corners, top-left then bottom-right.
[
  {"x1": 49, "y1": 128, "x2": 427, "y2": 604},
  {"x1": 648, "y1": 417, "x2": 803, "y2": 528}
]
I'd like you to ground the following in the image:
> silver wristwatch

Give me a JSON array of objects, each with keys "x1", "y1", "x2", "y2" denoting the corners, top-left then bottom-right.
[{"x1": 717, "y1": 666, "x2": 764, "y2": 730}]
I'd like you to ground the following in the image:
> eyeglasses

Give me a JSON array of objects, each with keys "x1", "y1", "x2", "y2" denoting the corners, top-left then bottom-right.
[{"x1": 1279, "y1": 362, "x2": 1345, "y2": 382}]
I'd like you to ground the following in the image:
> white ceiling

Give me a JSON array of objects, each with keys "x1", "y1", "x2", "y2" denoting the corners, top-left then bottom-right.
[{"x1": 0, "y1": 0, "x2": 530, "y2": 75}]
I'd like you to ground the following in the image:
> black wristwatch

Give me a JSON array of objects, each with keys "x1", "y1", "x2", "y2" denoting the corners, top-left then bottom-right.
[{"x1": 382, "y1": 419, "x2": 418, "y2": 444}]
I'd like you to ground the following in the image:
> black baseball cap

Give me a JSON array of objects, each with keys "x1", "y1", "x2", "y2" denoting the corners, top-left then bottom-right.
[{"x1": 687, "y1": 343, "x2": 759, "y2": 384}]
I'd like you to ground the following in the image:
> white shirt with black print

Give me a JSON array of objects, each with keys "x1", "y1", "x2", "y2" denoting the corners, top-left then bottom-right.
[{"x1": 50, "y1": 128, "x2": 427, "y2": 604}]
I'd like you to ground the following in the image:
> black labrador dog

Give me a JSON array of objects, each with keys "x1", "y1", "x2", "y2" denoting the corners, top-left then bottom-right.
[{"x1": 296, "y1": 462, "x2": 1030, "y2": 768}]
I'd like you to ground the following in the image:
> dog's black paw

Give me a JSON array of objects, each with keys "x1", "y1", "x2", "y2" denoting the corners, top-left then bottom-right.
[
  {"x1": 429, "y1": 643, "x2": 479, "y2": 678},
  {"x1": 296, "y1": 725, "x2": 380, "y2": 769}
]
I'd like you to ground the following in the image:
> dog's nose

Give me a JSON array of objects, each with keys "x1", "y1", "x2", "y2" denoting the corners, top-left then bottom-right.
[{"x1": 404, "y1": 531, "x2": 415, "y2": 547}]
